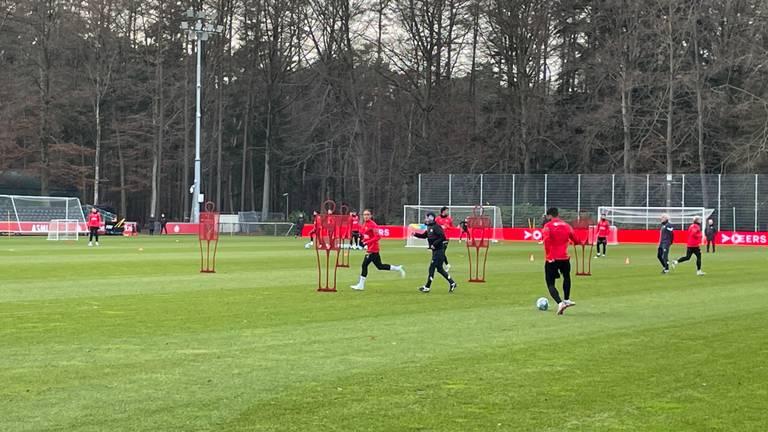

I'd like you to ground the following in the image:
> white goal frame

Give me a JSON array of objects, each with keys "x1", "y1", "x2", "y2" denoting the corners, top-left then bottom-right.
[
  {"x1": 218, "y1": 221, "x2": 295, "y2": 236},
  {"x1": 403, "y1": 205, "x2": 502, "y2": 248},
  {"x1": 0, "y1": 195, "x2": 86, "y2": 234},
  {"x1": 598, "y1": 206, "x2": 714, "y2": 231},
  {"x1": 47, "y1": 219, "x2": 81, "y2": 241}
]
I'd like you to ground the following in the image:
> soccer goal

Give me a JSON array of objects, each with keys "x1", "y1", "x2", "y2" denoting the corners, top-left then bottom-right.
[
  {"x1": 47, "y1": 219, "x2": 81, "y2": 241},
  {"x1": 403, "y1": 205, "x2": 503, "y2": 248},
  {"x1": 218, "y1": 221, "x2": 295, "y2": 236},
  {"x1": 0, "y1": 195, "x2": 86, "y2": 234},
  {"x1": 597, "y1": 206, "x2": 715, "y2": 237}
]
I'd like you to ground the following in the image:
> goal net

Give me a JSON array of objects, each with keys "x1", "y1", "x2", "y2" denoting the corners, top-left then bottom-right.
[
  {"x1": 403, "y1": 205, "x2": 502, "y2": 248},
  {"x1": 47, "y1": 219, "x2": 81, "y2": 241},
  {"x1": 218, "y1": 221, "x2": 295, "y2": 236},
  {"x1": 0, "y1": 195, "x2": 86, "y2": 234},
  {"x1": 598, "y1": 206, "x2": 714, "y2": 232}
]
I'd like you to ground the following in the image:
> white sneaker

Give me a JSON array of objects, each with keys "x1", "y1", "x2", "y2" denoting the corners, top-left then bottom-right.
[
  {"x1": 596, "y1": 253, "x2": 601, "y2": 258},
  {"x1": 88, "y1": 242, "x2": 92, "y2": 247},
  {"x1": 564, "y1": 299, "x2": 576, "y2": 306},
  {"x1": 697, "y1": 270, "x2": 706, "y2": 276},
  {"x1": 304, "y1": 242, "x2": 313, "y2": 249},
  {"x1": 399, "y1": 266, "x2": 406, "y2": 278},
  {"x1": 670, "y1": 260, "x2": 678, "y2": 269},
  {"x1": 350, "y1": 284, "x2": 364, "y2": 291},
  {"x1": 557, "y1": 302, "x2": 567, "y2": 315},
  {"x1": 96, "y1": 242, "x2": 99, "y2": 246}
]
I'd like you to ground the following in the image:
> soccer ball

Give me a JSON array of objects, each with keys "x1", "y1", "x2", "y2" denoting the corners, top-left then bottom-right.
[{"x1": 536, "y1": 297, "x2": 549, "y2": 311}]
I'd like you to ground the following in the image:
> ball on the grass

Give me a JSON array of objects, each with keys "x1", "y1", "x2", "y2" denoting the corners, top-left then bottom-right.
[{"x1": 536, "y1": 297, "x2": 549, "y2": 311}]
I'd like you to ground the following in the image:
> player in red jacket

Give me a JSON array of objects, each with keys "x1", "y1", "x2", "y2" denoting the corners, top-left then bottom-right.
[
  {"x1": 86, "y1": 207, "x2": 102, "y2": 247},
  {"x1": 542, "y1": 207, "x2": 580, "y2": 315},
  {"x1": 671, "y1": 216, "x2": 705, "y2": 275},
  {"x1": 350, "y1": 209, "x2": 406, "y2": 290},
  {"x1": 595, "y1": 214, "x2": 611, "y2": 257},
  {"x1": 435, "y1": 206, "x2": 453, "y2": 271},
  {"x1": 304, "y1": 211, "x2": 319, "y2": 249}
]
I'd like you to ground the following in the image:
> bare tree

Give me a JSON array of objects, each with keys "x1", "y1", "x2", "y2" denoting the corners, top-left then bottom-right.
[{"x1": 82, "y1": 0, "x2": 119, "y2": 205}]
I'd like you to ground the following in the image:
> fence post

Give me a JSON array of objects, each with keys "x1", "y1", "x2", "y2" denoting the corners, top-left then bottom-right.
[
  {"x1": 480, "y1": 174, "x2": 484, "y2": 205},
  {"x1": 448, "y1": 174, "x2": 452, "y2": 207},
  {"x1": 418, "y1": 174, "x2": 422, "y2": 206},
  {"x1": 717, "y1": 174, "x2": 721, "y2": 231},
  {"x1": 544, "y1": 174, "x2": 548, "y2": 214},
  {"x1": 577, "y1": 174, "x2": 581, "y2": 218},
  {"x1": 681, "y1": 174, "x2": 685, "y2": 207},
  {"x1": 511, "y1": 174, "x2": 516, "y2": 228},
  {"x1": 755, "y1": 174, "x2": 759, "y2": 231},
  {"x1": 646, "y1": 174, "x2": 650, "y2": 229}
]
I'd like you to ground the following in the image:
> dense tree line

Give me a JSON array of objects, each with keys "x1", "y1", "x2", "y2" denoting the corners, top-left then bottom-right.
[{"x1": 1, "y1": 0, "x2": 767, "y2": 223}]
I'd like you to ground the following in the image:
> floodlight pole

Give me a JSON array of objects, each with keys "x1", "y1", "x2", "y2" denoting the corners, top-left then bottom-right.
[
  {"x1": 192, "y1": 36, "x2": 203, "y2": 223},
  {"x1": 182, "y1": 8, "x2": 223, "y2": 223}
]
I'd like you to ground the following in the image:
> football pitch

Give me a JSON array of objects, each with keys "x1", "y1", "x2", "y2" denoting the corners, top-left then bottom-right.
[{"x1": 1, "y1": 236, "x2": 766, "y2": 431}]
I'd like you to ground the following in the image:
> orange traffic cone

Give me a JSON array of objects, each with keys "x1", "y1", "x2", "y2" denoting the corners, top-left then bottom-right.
[{"x1": 625, "y1": 257, "x2": 630, "y2": 265}]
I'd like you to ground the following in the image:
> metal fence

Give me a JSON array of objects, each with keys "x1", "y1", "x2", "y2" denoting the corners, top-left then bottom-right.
[{"x1": 417, "y1": 174, "x2": 767, "y2": 231}]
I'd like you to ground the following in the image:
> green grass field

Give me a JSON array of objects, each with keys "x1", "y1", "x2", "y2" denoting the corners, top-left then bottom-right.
[{"x1": 1, "y1": 235, "x2": 766, "y2": 431}]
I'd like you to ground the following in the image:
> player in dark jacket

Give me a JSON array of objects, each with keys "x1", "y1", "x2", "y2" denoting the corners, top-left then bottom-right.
[
  {"x1": 413, "y1": 212, "x2": 457, "y2": 293},
  {"x1": 704, "y1": 218, "x2": 717, "y2": 253},
  {"x1": 295, "y1": 213, "x2": 305, "y2": 238},
  {"x1": 657, "y1": 214, "x2": 675, "y2": 274}
]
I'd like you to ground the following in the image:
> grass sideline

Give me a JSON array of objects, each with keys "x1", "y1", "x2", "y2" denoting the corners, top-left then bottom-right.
[{"x1": 0, "y1": 235, "x2": 766, "y2": 431}]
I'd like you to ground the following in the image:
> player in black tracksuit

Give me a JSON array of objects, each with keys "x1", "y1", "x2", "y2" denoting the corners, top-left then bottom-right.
[
  {"x1": 657, "y1": 215, "x2": 675, "y2": 274},
  {"x1": 413, "y1": 212, "x2": 457, "y2": 293},
  {"x1": 705, "y1": 219, "x2": 717, "y2": 253}
]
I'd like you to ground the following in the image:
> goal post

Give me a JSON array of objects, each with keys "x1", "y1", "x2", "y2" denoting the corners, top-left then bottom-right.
[
  {"x1": 47, "y1": 219, "x2": 81, "y2": 241},
  {"x1": 403, "y1": 205, "x2": 502, "y2": 248},
  {"x1": 597, "y1": 206, "x2": 714, "y2": 243}
]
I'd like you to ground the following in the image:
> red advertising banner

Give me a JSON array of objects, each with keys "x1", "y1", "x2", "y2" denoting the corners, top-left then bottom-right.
[
  {"x1": 0, "y1": 221, "x2": 88, "y2": 234},
  {"x1": 717, "y1": 231, "x2": 768, "y2": 246},
  {"x1": 303, "y1": 225, "x2": 767, "y2": 246},
  {"x1": 5, "y1": 220, "x2": 766, "y2": 246}
]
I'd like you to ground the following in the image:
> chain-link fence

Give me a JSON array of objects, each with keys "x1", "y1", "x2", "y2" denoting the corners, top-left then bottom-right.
[{"x1": 417, "y1": 174, "x2": 766, "y2": 231}]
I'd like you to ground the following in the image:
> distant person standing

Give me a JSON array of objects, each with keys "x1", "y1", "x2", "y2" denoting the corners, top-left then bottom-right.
[
  {"x1": 705, "y1": 218, "x2": 717, "y2": 253},
  {"x1": 672, "y1": 216, "x2": 705, "y2": 276},
  {"x1": 160, "y1": 213, "x2": 168, "y2": 235},
  {"x1": 350, "y1": 211, "x2": 361, "y2": 249},
  {"x1": 595, "y1": 214, "x2": 611, "y2": 257},
  {"x1": 148, "y1": 216, "x2": 155, "y2": 235},
  {"x1": 87, "y1": 208, "x2": 102, "y2": 247},
  {"x1": 657, "y1": 214, "x2": 675, "y2": 274},
  {"x1": 295, "y1": 213, "x2": 305, "y2": 238},
  {"x1": 458, "y1": 218, "x2": 469, "y2": 242}
]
